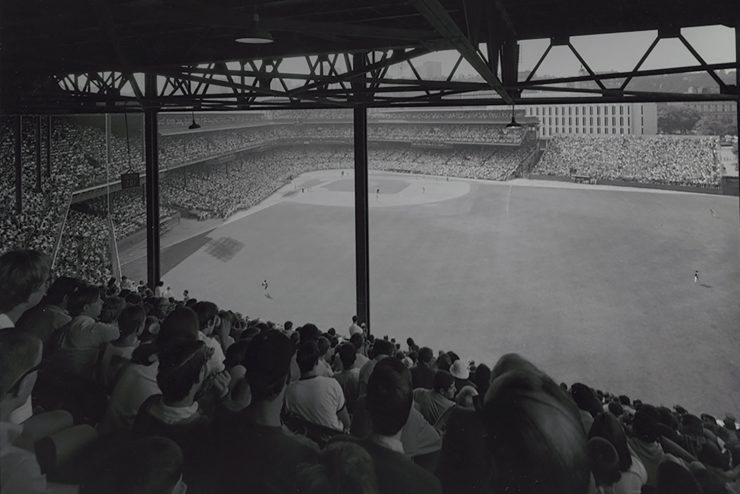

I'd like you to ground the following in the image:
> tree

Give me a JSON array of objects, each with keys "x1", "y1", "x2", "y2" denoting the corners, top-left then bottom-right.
[
  {"x1": 658, "y1": 105, "x2": 702, "y2": 134},
  {"x1": 693, "y1": 115, "x2": 737, "y2": 137}
]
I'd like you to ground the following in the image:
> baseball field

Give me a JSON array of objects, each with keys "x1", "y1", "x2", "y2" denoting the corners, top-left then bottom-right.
[{"x1": 124, "y1": 170, "x2": 740, "y2": 415}]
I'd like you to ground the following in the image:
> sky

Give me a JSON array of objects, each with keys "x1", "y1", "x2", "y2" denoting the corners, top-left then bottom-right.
[
  {"x1": 268, "y1": 25, "x2": 735, "y2": 87},
  {"x1": 411, "y1": 25, "x2": 736, "y2": 78}
]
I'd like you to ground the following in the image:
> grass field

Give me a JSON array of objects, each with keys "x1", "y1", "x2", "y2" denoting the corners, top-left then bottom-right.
[{"x1": 141, "y1": 170, "x2": 740, "y2": 416}]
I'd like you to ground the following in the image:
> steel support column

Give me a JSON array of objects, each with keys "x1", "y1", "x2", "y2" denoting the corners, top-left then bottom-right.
[
  {"x1": 35, "y1": 116, "x2": 42, "y2": 192},
  {"x1": 353, "y1": 53, "x2": 371, "y2": 333},
  {"x1": 14, "y1": 116, "x2": 22, "y2": 215},
  {"x1": 353, "y1": 105, "x2": 370, "y2": 333},
  {"x1": 736, "y1": 22, "x2": 739, "y2": 212},
  {"x1": 144, "y1": 74, "x2": 161, "y2": 287},
  {"x1": 46, "y1": 116, "x2": 52, "y2": 178}
]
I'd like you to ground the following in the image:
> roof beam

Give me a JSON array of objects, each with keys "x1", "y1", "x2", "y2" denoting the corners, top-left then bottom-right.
[{"x1": 409, "y1": 0, "x2": 513, "y2": 104}]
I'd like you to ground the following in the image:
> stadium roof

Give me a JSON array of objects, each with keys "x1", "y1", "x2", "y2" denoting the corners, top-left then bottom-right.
[{"x1": 1, "y1": 0, "x2": 738, "y2": 112}]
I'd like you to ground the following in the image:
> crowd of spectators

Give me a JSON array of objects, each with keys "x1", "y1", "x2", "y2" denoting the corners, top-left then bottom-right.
[
  {"x1": 535, "y1": 135, "x2": 721, "y2": 187},
  {"x1": 267, "y1": 109, "x2": 525, "y2": 123},
  {"x1": 1, "y1": 115, "x2": 724, "y2": 294},
  {"x1": 1, "y1": 248, "x2": 739, "y2": 494},
  {"x1": 84, "y1": 190, "x2": 176, "y2": 239}
]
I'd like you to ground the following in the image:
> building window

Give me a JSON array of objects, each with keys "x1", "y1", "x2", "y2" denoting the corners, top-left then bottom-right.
[
  {"x1": 548, "y1": 107, "x2": 552, "y2": 116},
  {"x1": 597, "y1": 128, "x2": 601, "y2": 134},
  {"x1": 589, "y1": 107, "x2": 593, "y2": 115},
  {"x1": 569, "y1": 117, "x2": 572, "y2": 125},
  {"x1": 620, "y1": 128, "x2": 624, "y2": 134},
  {"x1": 596, "y1": 107, "x2": 600, "y2": 115},
  {"x1": 619, "y1": 106, "x2": 624, "y2": 115},
  {"x1": 612, "y1": 117, "x2": 616, "y2": 126},
  {"x1": 590, "y1": 117, "x2": 593, "y2": 126},
  {"x1": 612, "y1": 128, "x2": 616, "y2": 134},
  {"x1": 620, "y1": 117, "x2": 624, "y2": 126},
  {"x1": 641, "y1": 117, "x2": 644, "y2": 126},
  {"x1": 597, "y1": 117, "x2": 601, "y2": 125}
]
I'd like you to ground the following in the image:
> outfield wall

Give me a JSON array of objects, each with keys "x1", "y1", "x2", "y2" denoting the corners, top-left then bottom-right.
[{"x1": 527, "y1": 174, "x2": 724, "y2": 195}]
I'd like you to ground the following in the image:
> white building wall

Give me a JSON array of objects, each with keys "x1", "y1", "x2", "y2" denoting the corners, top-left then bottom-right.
[{"x1": 525, "y1": 102, "x2": 658, "y2": 138}]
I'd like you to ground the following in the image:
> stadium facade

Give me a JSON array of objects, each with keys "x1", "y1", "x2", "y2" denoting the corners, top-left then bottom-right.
[{"x1": 524, "y1": 102, "x2": 658, "y2": 138}]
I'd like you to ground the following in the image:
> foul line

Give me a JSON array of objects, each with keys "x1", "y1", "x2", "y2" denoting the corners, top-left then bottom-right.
[{"x1": 506, "y1": 185, "x2": 512, "y2": 218}]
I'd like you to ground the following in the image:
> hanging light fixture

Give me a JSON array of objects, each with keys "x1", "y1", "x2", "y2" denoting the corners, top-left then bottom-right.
[
  {"x1": 235, "y1": 11, "x2": 274, "y2": 44},
  {"x1": 188, "y1": 110, "x2": 201, "y2": 130},
  {"x1": 506, "y1": 104, "x2": 522, "y2": 129}
]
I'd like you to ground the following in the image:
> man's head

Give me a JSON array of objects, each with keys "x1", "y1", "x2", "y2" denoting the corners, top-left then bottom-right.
[
  {"x1": 157, "y1": 340, "x2": 212, "y2": 404},
  {"x1": 99, "y1": 296, "x2": 126, "y2": 324},
  {"x1": 349, "y1": 333, "x2": 364, "y2": 352},
  {"x1": 317, "y1": 336, "x2": 330, "y2": 359},
  {"x1": 335, "y1": 342, "x2": 356, "y2": 371},
  {"x1": 0, "y1": 331, "x2": 42, "y2": 413},
  {"x1": 371, "y1": 339, "x2": 394, "y2": 359},
  {"x1": 366, "y1": 358, "x2": 412, "y2": 437},
  {"x1": 433, "y1": 370, "x2": 456, "y2": 399},
  {"x1": 417, "y1": 347, "x2": 434, "y2": 365},
  {"x1": 352, "y1": 315, "x2": 358, "y2": 323},
  {"x1": 296, "y1": 340, "x2": 320, "y2": 376},
  {"x1": 68, "y1": 284, "x2": 103, "y2": 318},
  {"x1": 45, "y1": 276, "x2": 80, "y2": 309},
  {"x1": 117, "y1": 304, "x2": 147, "y2": 339},
  {"x1": 298, "y1": 323, "x2": 320, "y2": 343},
  {"x1": 244, "y1": 329, "x2": 294, "y2": 402},
  {"x1": 158, "y1": 307, "x2": 200, "y2": 350},
  {"x1": 0, "y1": 249, "x2": 51, "y2": 315},
  {"x1": 124, "y1": 291, "x2": 142, "y2": 306},
  {"x1": 632, "y1": 404, "x2": 661, "y2": 443},
  {"x1": 483, "y1": 353, "x2": 590, "y2": 494},
  {"x1": 192, "y1": 301, "x2": 219, "y2": 336}
]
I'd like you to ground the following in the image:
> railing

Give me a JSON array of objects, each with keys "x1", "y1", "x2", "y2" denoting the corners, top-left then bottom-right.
[{"x1": 50, "y1": 193, "x2": 73, "y2": 271}]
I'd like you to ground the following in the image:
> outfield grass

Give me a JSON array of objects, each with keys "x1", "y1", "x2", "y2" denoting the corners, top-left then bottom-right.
[{"x1": 159, "y1": 172, "x2": 740, "y2": 415}]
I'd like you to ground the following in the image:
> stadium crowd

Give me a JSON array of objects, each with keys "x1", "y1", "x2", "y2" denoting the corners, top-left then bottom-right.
[
  {"x1": 0, "y1": 115, "x2": 723, "y2": 291},
  {"x1": 1, "y1": 248, "x2": 739, "y2": 494},
  {"x1": 535, "y1": 135, "x2": 721, "y2": 187}
]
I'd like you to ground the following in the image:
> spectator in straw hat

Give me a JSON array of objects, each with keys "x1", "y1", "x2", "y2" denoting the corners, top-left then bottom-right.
[{"x1": 449, "y1": 359, "x2": 475, "y2": 396}]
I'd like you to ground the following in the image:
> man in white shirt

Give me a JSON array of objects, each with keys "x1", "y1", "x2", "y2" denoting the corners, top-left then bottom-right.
[
  {"x1": 98, "y1": 304, "x2": 146, "y2": 390},
  {"x1": 0, "y1": 250, "x2": 51, "y2": 424},
  {"x1": 358, "y1": 339, "x2": 395, "y2": 397},
  {"x1": 50, "y1": 284, "x2": 119, "y2": 380},
  {"x1": 0, "y1": 250, "x2": 50, "y2": 331},
  {"x1": 0, "y1": 332, "x2": 48, "y2": 494},
  {"x1": 350, "y1": 333, "x2": 370, "y2": 370},
  {"x1": 413, "y1": 370, "x2": 456, "y2": 426},
  {"x1": 192, "y1": 301, "x2": 226, "y2": 376},
  {"x1": 285, "y1": 340, "x2": 349, "y2": 431},
  {"x1": 348, "y1": 315, "x2": 363, "y2": 338}
]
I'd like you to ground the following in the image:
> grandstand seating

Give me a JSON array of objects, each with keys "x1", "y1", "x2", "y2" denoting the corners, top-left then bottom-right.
[
  {"x1": 0, "y1": 114, "x2": 722, "y2": 285},
  {"x1": 535, "y1": 135, "x2": 721, "y2": 187}
]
